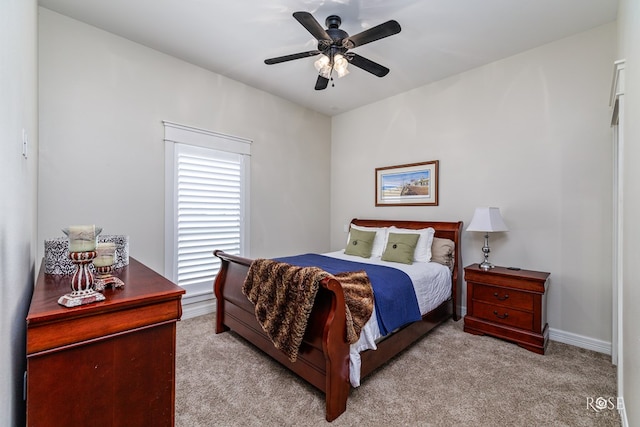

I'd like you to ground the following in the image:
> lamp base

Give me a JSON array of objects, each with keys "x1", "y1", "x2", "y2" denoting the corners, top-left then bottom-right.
[
  {"x1": 479, "y1": 260, "x2": 495, "y2": 271},
  {"x1": 58, "y1": 251, "x2": 104, "y2": 307},
  {"x1": 95, "y1": 276, "x2": 125, "y2": 291},
  {"x1": 479, "y1": 233, "x2": 495, "y2": 271},
  {"x1": 57, "y1": 289, "x2": 106, "y2": 308},
  {"x1": 94, "y1": 264, "x2": 125, "y2": 291}
]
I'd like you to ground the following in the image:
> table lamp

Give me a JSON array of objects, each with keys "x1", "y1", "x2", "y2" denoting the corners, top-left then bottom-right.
[{"x1": 466, "y1": 207, "x2": 508, "y2": 270}]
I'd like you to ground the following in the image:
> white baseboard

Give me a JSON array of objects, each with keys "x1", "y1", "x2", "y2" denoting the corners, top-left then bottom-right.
[
  {"x1": 620, "y1": 400, "x2": 629, "y2": 427},
  {"x1": 459, "y1": 304, "x2": 612, "y2": 355},
  {"x1": 459, "y1": 304, "x2": 467, "y2": 318},
  {"x1": 548, "y1": 327, "x2": 611, "y2": 355},
  {"x1": 181, "y1": 290, "x2": 215, "y2": 320}
]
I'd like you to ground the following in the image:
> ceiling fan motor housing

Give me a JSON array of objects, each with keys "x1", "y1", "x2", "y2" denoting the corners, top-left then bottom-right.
[
  {"x1": 319, "y1": 15, "x2": 349, "y2": 55},
  {"x1": 325, "y1": 15, "x2": 341, "y2": 29}
]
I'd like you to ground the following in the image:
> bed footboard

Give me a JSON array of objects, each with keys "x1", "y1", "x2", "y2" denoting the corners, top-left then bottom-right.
[{"x1": 213, "y1": 250, "x2": 351, "y2": 422}]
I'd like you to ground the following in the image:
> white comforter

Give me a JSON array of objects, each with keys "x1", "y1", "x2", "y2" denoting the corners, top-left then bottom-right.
[{"x1": 323, "y1": 251, "x2": 452, "y2": 387}]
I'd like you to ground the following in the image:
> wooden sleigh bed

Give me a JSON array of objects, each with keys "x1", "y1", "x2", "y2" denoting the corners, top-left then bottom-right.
[{"x1": 213, "y1": 218, "x2": 462, "y2": 421}]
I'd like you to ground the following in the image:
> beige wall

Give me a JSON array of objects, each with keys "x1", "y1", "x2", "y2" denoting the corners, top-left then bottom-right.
[
  {"x1": 331, "y1": 24, "x2": 616, "y2": 345},
  {"x1": 37, "y1": 8, "x2": 332, "y2": 274},
  {"x1": 0, "y1": 0, "x2": 38, "y2": 425},
  {"x1": 34, "y1": 5, "x2": 636, "y2": 424},
  {"x1": 618, "y1": 0, "x2": 640, "y2": 425}
]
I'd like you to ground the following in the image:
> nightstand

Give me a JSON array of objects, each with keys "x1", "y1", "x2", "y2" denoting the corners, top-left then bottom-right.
[{"x1": 463, "y1": 263, "x2": 550, "y2": 354}]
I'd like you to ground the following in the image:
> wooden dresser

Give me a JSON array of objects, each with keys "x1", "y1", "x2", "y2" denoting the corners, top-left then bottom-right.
[
  {"x1": 463, "y1": 264, "x2": 550, "y2": 354},
  {"x1": 26, "y1": 258, "x2": 185, "y2": 427}
]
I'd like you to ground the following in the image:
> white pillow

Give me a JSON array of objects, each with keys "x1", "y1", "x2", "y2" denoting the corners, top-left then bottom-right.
[
  {"x1": 347, "y1": 225, "x2": 389, "y2": 257},
  {"x1": 389, "y1": 226, "x2": 435, "y2": 262}
]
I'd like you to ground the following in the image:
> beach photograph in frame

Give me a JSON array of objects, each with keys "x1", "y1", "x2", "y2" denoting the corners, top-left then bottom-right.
[{"x1": 375, "y1": 160, "x2": 439, "y2": 206}]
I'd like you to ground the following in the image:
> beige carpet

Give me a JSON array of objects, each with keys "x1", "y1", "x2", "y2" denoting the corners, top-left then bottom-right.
[{"x1": 175, "y1": 314, "x2": 620, "y2": 426}]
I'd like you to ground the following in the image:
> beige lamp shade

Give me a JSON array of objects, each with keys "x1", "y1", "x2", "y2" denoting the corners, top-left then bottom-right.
[
  {"x1": 466, "y1": 207, "x2": 507, "y2": 270},
  {"x1": 466, "y1": 207, "x2": 508, "y2": 232}
]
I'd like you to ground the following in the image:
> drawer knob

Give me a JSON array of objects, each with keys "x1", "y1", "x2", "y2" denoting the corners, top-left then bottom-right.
[
  {"x1": 493, "y1": 292, "x2": 509, "y2": 301},
  {"x1": 493, "y1": 310, "x2": 509, "y2": 319}
]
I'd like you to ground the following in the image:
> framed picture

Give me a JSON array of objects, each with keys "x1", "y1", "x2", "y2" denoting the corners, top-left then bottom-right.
[{"x1": 375, "y1": 160, "x2": 439, "y2": 206}]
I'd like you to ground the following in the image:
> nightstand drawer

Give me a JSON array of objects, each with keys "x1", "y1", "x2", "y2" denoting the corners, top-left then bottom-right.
[
  {"x1": 473, "y1": 283, "x2": 534, "y2": 311},
  {"x1": 472, "y1": 301, "x2": 533, "y2": 330}
]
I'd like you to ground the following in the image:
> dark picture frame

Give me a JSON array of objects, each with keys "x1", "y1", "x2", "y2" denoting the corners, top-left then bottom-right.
[{"x1": 375, "y1": 160, "x2": 439, "y2": 206}]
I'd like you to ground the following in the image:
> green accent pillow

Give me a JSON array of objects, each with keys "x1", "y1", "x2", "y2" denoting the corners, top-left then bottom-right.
[
  {"x1": 381, "y1": 232, "x2": 420, "y2": 264},
  {"x1": 344, "y1": 228, "x2": 376, "y2": 258}
]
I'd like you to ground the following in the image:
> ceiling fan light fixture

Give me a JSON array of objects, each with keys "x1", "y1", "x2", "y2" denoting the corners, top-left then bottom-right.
[
  {"x1": 318, "y1": 66, "x2": 332, "y2": 79},
  {"x1": 314, "y1": 53, "x2": 349, "y2": 79},
  {"x1": 333, "y1": 54, "x2": 349, "y2": 78},
  {"x1": 314, "y1": 54, "x2": 330, "y2": 71},
  {"x1": 314, "y1": 54, "x2": 333, "y2": 78}
]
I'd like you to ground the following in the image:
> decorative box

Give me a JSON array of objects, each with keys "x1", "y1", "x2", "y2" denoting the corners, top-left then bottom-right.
[{"x1": 44, "y1": 235, "x2": 129, "y2": 275}]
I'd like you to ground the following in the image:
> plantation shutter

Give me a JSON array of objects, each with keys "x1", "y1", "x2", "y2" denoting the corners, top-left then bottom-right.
[
  {"x1": 174, "y1": 144, "x2": 244, "y2": 288},
  {"x1": 163, "y1": 121, "x2": 250, "y2": 296}
]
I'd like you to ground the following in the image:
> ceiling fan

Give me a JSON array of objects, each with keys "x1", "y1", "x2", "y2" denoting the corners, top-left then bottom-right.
[{"x1": 264, "y1": 11, "x2": 401, "y2": 90}]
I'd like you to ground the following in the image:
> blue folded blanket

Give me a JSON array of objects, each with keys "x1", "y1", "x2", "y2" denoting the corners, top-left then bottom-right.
[{"x1": 276, "y1": 254, "x2": 421, "y2": 336}]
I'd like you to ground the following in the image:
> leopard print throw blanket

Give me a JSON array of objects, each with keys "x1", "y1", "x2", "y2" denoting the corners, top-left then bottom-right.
[{"x1": 242, "y1": 259, "x2": 374, "y2": 362}]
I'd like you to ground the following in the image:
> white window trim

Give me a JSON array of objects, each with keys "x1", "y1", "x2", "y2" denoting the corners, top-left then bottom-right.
[{"x1": 163, "y1": 120, "x2": 251, "y2": 302}]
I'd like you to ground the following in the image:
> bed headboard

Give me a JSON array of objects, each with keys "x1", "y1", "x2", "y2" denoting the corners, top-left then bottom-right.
[{"x1": 350, "y1": 218, "x2": 463, "y2": 321}]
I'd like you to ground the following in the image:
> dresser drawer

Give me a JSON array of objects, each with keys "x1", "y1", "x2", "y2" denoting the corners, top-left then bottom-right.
[
  {"x1": 472, "y1": 301, "x2": 534, "y2": 330},
  {"x1": 472, "y1": 283, "x2": 534, "y2": 311}
]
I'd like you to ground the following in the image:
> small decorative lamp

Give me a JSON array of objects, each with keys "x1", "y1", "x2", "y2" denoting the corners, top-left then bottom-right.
[
  {"x1": 58, "y1": 225, "x2": 106, "y2": 307},
  {"x1": 94, "y1": 242, "x2": 125, "y2": 291},
  {"x1": 466, "y1": 207, "x2": 508, "y2": 271}
]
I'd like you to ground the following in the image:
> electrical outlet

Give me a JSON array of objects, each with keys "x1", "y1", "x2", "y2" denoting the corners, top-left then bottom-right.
[{"x1": 22, "y1": 129, "x2": 28, "y2": 159}]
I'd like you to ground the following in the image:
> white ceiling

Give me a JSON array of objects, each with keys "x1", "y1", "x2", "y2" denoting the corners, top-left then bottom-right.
[{"x1": 37, "y1": 0, "x2": 618, "y2": 116}]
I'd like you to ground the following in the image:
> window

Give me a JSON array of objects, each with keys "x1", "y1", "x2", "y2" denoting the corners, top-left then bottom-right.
[
  {"x1": 164, "y1": 121, "x2": 250, "y2": 297},
  {"x1": 175, "y1": 144, "x2": 243, "y2": 287}
]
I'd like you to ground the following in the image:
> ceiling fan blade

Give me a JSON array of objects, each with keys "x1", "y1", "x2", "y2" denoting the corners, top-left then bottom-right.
[
  {"x1": 315, "y1": 75, "x2": 329, "y2": 90},
  {"x1": 343, "y1": 20, "x2": 401, "y2": 49},
  {"x1": 293, "y1": 11, "x2": 332, "y2": 43},
  {"x1": 264, "y1": 50, "x2": 321, "y2": 65},
  {"x1": 349, "y1": 54, "x2": 390, "y2": 77}
]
